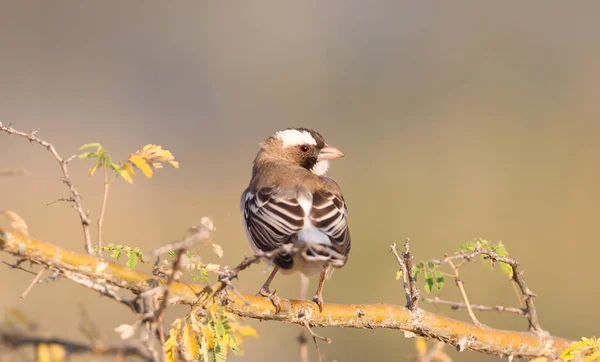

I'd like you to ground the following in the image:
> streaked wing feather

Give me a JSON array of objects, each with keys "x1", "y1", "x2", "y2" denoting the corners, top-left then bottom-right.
[
  {"x1": 244, "y1": 187, "x2": 304, "y2": 269},
  {"x1": 309, "y1": 190, "x2": 351, "y2": 265}
]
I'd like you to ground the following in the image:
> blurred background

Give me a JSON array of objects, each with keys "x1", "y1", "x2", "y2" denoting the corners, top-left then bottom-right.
[{"x1": 1, "y1": 1, "x2": 599, "y2": 361}]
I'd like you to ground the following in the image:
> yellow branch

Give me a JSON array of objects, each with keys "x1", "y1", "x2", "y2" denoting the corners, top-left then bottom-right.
[{"x1": 0, "y1": 229, "x2": 573, "y2": 359}]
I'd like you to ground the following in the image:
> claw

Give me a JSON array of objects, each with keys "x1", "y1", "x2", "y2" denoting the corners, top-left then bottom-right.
[
  {"x1": 312, "y1": 293, "x2": 324, "y2": 313},
  {"x1": 258, "y1": 287, "x2": 282, "y2": 313}
]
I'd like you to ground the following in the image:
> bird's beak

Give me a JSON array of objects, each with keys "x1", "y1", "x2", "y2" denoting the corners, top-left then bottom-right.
[{"x1": 318, "y1": 144, "x2": 344, "y2": 160}]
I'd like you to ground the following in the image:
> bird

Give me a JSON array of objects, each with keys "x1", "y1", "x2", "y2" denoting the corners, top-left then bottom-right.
[{"x1": 240, "y1": 127, "x2": 351, "y2": 312}]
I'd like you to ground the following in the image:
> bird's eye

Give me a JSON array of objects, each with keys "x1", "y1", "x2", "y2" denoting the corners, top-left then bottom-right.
[{"x1": 300, "y1": 145, "x2": 310, "y2": 152}]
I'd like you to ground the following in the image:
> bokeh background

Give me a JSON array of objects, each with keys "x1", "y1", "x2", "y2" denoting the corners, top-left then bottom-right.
[{"x1": 1, "y1": 2, "x2": 599, "y2": 361}]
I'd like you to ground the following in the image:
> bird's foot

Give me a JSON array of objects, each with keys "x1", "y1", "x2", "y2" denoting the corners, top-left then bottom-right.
[
  {"x1": 312, "y1": 293, "x2": 324, "y2": 313},
  {"x1": 257, "y1": 287, "x2": 282, "y2": 313}
]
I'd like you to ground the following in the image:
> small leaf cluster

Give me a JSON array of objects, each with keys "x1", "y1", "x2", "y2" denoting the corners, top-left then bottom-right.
[
  {"x1": 165, "y1": 305, "x2": 257, "y2": 362},
  {"x1": 560, "y1": 336, "x2": 600, "y2": 362},
  {"x1": 102, "y1": 244, "x2": 146, "y2": 268},
  {"x1": 456, "y1": 238, "x2": 513, "y2": 278},
  {"x1": 413, "y1": 261, "x2": 444, "y2": 293},
  {"x1": 79, "y1": 143, "x2": 179, "y2": 184}
]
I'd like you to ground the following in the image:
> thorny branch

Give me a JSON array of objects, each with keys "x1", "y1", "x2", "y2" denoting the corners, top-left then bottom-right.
[
  {"x1": 0, "y1": 230, "x2": 573, "y2": 360},
  {"x1": 0, "y1": 122, "x2": 94, "y2": 254},
  {"x1": 0, "y1": 327, "x2": 153, "y2": 361},
  {"x1": 432, "y1": 248, "x2": 544, "y2": 334},
  {"x1": 423, "y1": 296, "x2": 526, "y2": 316}
]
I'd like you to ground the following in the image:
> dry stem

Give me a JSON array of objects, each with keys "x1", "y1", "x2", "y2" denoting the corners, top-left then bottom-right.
[
  {"x1": 423, "y1": 296, "x2": 525, "y2": 315},
  {"x1": 447, "y1": 259, "x2": 482, "y2": 327},
  {"x1": 0, "y1": 122, "x2": 94, "y2": 254},
  {"x1": 0, "y1": 230, "x2": 571, "y2": 360}
]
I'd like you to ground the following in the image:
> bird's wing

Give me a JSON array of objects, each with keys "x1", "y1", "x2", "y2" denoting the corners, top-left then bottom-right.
[
  {"x1": 309, "y1": 190, "x2": 351, "y2": 266},
  {"x1": 242, "y1": 186, "x2": 305, "y2": 268}
]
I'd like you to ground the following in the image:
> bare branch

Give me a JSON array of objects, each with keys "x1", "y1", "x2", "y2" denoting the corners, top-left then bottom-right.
[
  {"x1": 432, "y1": 248, "x2": 543, "y2": 334},
  {"x1": 0, "y1": 230, "x2": 571, "y2": 360},
  {"x1": 447, "y1": 259, "x2": 483, "y2": 327},
  {"x1": 403, "y1": 238, "x2": 420, "y2": 310},
  {"x1": 0, "y1": 168, "x2": 30, "y2": 176},
  {"x1": 422, "y1": 296, "x2": 525, "y2": 315},
  {"x1": 97, "y1": 166, "x2": 110, "y2": 253},
  {"x1": 391, "y1": 242, "x2": 412, "y2": 308},
  {"x1": 0, "y1": 327, "x2": 152, "y2": 361},
  {"x1": 19, "y1": 268, "x2": 45, "y2": 299},
  {"x1": 0, "y1": 122, "x2": 94, "y2": 254}
]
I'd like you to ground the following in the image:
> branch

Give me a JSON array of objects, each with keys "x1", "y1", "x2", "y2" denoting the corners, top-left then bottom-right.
[
  {"x1": 433, "y1": 248, "x2": 543, "y2": 334},
  {"x1": 0, "y1": 122, "x2": 94, "y2": 254},
  {"x1": 423, "y1": 297, "x2": 526, "y2": 316},
  {"x1": 0, "y1": 167, "x2": 30, "y2": 176},
  {"x1": 0, "y1": 327, "x2": 152, "y2": 361},
  {"x1": 0, "y1": 230, "x2": 573, "y2": 360}
]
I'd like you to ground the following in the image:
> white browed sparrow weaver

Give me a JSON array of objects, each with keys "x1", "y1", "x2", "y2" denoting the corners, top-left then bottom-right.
[{"x1": 241, "y1": 127, "x2": 351, "y2": 312}]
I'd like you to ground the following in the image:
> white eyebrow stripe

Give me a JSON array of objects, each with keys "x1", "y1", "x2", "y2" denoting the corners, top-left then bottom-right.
[{"x1": 275, "y1": 129, "x2": 317, "y2": 147}]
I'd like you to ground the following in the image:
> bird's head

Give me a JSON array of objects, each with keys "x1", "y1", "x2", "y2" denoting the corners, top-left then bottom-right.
[{"x1": 259, "y1": 127, "x2": 344, "y2": 176}]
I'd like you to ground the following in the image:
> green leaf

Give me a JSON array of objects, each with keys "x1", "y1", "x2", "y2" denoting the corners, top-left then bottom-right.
[
  {"x1": 413, "y1": 261, "x2": 425, "y2": 281},
  {"x1": 435, "y1": 270, "x2": 444, "y2": 290},
  {"x1": 500, "y1": 263, "x2": 513, "y2": 278},
  {"x1": 200, "y1": 268, "x2": 209, "y2": 283},
  {"x1": 110, "y1": 250, "x2": 122, "y2": 259},
  {"x1": 79, "y1": 143, "x2": 102, "y2": 150},
  {"x1": 214, "y1": 340, "x2": 228, "y2": 362},
  {"x1": 492, "y1": 243, "x2": 509, "y2": 257},
  {"x1": 78, "y1": 152, "x2": 96, "y2": 159},
  {"x1": 126, "y1": 251, "x2": 138, "y2": 268},
  {"x1": 424, "y1": 268, "x2": 433, "y2": 293},
  {"x1": 214, "y1": 319, "x2": 225, "y2": 338}
]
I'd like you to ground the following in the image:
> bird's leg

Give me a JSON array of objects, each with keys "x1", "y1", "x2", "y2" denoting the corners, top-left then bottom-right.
[
  {"x1": 257, "y1": 265, "x2": 282, "y2": 313},
  {"x1": 312, "y1": 264, "x2": 331, "y2": 312}
]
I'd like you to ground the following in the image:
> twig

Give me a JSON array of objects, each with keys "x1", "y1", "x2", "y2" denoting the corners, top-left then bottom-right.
[
  {"x1": 97, "y1": 166, "x2": 110, "y2": 253},
  {"x1": 0, "y1": 122, "x2": 94, "y2": 254},
  {"x1": 138, "y1": 291, "x2": 165, "y2": 362},
  {"x1": 298, "y1": 333, "x2": 309, "y2": 362},
  {"x1": 2, "y1": 261, "x2": 38, "y2": 276},
  {"x1": 0, "y1": 327, "x2": 152, "y2": 361},
  {"x1": 0, "y1": 168, "x2": 30, "y2": 176},
  {"x1": 0, "y1": 231, "x2": 571, "y2": 359},
  {"x1": 432, "y1": 247, "x2": 543, "y2": 334},
  {"x1": 403, "y1": 238, "x2": 420, "y2": 310},
  {"x1": 391, "y1": 242, "x2": 412, "y2": 309},
  {"x1": 155, "y1": 249, "x2": 185, "y2": 324},
  {"x1": 60, "y1": 270, "x2": 137, "y2": 312},
  {"x1": 422, "y1": 297, "x2": 525, "y2": 315},
  {"x1": 19, "y1": 268, "x2": 45, "y2": 299},
  {"x1": 447, "y1": 259, "x2": 483, "y2": 327},
  {"x1": 420, "y1": 341, "x2": 449, "y2": 362},
  {"x1": 302, "y1": 318, "x2": 330, "y2": 362}
]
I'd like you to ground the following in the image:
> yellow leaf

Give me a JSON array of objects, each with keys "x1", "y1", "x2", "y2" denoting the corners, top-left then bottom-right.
[
  {"x1": 2, "y1": 210, "x2": 29, "y2": 238},
  {"x1": 118, "y1": 164, "x2": 134, "y2": 184},
  {"x1": 561, "y1": 336, "x2": 599, "y2": 361},
  {"x1": 129, "y1": 155, "x2": 153, "y2": 177},
  {"x1": 236, "y1": 325, "x2": 258, "y2": 338},
  {"x1": 88, "y1": 165, "x2": 98, "y2": 177},
  {"x1": 49, "y1": 344, "x2": 66, "y2": 361},
  {"x1": 395, "y1": 270, "x2": 403, "y2": 280},
  {"x1": 169, "y1": 160, "x2": 180, "y2": 168},
  {"x1": 415, "y1": 337, "x2": 428, "y2": 356},
  {"x1": 122, "y1": 162, "x2": 135, "y2": 176},
  {"x1": 37, "y1": 344, "x2": 51, "y2": 362},
  {"x1": 164, "y1": 319, "x2": 182, "y2": 362},
  {"x1": 182, "y1": 324, "x2": 200, "y2": 361}
]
